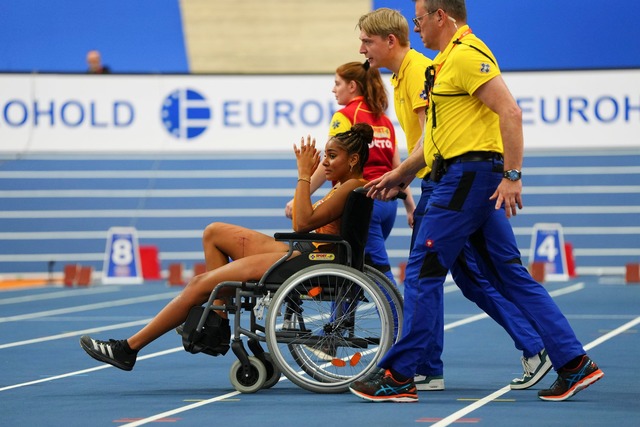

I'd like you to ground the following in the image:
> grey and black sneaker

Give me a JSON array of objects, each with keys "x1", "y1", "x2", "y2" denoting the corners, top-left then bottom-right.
[
  {"x1": 538, "y1": 355, "x2": 604, "y2": 401},
  {"x1": 80, "y1": 335, "x2": 137, "y2": 371},
  {"x1": 414, "y1": 374, "x2": 445, "y2": 391},
  {"x1": 510, "y1": 349, "x2": 553, "y2": 390},
  {"x1": 306, "y1": 341, "x2": 337, "y2": 361}
]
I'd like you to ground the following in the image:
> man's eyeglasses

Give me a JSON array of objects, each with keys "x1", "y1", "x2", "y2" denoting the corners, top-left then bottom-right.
[{"x1": 412, "y1": 10, "x2": 438, "y2": 27}]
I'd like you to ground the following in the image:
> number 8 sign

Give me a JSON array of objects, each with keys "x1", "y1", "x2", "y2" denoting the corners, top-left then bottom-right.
[
  {"x1": 102, "y1": 227, "x2": 143, "y2": 284},
  {"x1": 529, "y1": 223, "x2": 569, "y2": 282}
]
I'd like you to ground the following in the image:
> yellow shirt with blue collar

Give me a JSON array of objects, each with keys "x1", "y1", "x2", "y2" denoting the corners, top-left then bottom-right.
[{"x1": 423, "y1": 25, "x2": 503, "y2": 170}]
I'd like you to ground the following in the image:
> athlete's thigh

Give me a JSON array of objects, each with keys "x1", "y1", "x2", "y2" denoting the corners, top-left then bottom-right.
[{"x1": 212, "y1": 223, "x2": 289, "y2": 260}]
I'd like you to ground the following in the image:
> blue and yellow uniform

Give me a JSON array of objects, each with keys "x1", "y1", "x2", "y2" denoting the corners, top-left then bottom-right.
[
  {"x1": 390, "y1": 40, "x2": 545, "y2": 382},
  {"x1": 380, "y1": 26, "x2": 585, "y2": 377}
]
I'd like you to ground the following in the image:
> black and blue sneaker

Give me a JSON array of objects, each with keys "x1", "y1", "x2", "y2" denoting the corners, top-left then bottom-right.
[
  {"x1": 349, "y1": 369, "x2": 418, "y2": 402},
  {"x1": 538, "y1": 355, "x2": 603, "y2": 401}
]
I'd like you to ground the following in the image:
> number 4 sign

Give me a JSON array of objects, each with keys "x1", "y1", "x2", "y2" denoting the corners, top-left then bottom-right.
[
  {"x1": 529, "y1": 223, "x2": 569, "y2": 282},
  {"x1": 102, "y1": 227, "x2": 143, "y2": 284}
]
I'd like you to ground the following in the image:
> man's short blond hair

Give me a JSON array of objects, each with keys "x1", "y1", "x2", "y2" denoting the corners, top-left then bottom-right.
[{"x1": 358, "y1": 8, "x2": 410, "y2": 47}]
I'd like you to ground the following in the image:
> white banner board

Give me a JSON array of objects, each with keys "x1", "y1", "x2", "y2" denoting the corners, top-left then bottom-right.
[{"x1": 1, "y1": 70, "x2": 638, "y2": 153}]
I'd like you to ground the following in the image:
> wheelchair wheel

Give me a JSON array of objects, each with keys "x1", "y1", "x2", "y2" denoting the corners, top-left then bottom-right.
[
  {"x1": 284, "y1": 266, "x2": 404, "y2": 385},
  {"x1": 363, "y1": 265, "x2": 404, "y2": 343},
  {"x1": 265, "y1": 264, "x2": 394, "y2": 393},
  {"x1": 229, "y1": 356, "x2": 267, "y2": 394}
]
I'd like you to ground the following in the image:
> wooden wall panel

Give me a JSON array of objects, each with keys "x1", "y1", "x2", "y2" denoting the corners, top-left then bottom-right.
[{"x1": 180, "y1": 0, "x2": 371, "y2": 73}]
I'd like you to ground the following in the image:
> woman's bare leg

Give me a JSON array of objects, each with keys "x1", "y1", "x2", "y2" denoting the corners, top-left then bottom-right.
[
  {"x1": 127, "y1": 251, "x2": 288, "y2": 351},
  {"x1": 202, "y1": 222, "x2": 288, "y2": 270}
]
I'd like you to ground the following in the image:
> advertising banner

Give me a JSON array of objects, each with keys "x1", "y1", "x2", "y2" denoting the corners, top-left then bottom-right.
[{"x1": 1, "y1": 70, "x2": 638, "y2": 153}]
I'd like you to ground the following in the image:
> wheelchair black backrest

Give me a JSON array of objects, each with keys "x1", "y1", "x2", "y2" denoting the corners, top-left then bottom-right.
[
  {"x1": 339, "y1": 186, "x2": 374, "y2": 271},
  {"x1": 261, "y1": 186, "x2": 374, "y2": 284}
]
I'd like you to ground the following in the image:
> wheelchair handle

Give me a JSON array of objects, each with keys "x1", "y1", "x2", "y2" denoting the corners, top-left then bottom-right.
[{"x1": 393, "y1": 191, "x2": 407, "y2": 201}]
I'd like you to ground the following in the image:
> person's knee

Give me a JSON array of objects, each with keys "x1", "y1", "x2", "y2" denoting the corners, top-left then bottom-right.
[
  {"x1": 183, "y1": 273, "x2": 214, "y2": 301},
  {"x1": 202, "y1": 222, "x2": 226, "y2": 245}
]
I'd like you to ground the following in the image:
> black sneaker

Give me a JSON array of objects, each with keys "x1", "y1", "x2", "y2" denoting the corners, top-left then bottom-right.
[
  {"x1": 349, "y1": 369, "x2": 418, "y2": 402},
  {"x1": 538, "y1": 355, "x2": 604, "y2": 401},
  {"x1": 80, "y1": 335, "x2": 137, "y2": 371}
]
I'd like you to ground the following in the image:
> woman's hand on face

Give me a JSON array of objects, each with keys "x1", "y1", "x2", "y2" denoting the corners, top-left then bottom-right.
[{"x1": 294, "y1": 135, "x2": 321, "y2": 179}]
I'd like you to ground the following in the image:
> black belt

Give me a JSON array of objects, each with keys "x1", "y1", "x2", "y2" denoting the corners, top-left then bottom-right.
[{"x1": 445, "y1": 151, "x2": 503, "y2": 167}]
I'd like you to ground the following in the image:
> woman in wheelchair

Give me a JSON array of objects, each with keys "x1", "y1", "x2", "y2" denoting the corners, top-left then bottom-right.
[{"x1": 79, "y1": 123, "x2": 373, "y2": 372}]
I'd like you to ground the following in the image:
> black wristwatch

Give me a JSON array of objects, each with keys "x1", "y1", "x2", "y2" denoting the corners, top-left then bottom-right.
[{"x1": 503, "y1": 169, "x2": 522, "y2": 181}]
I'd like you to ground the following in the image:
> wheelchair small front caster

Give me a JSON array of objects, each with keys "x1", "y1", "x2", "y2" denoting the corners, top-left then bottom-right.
[
  {"x1": 260, "y1": 352, "x2": 281, "y2": 389},
  {"x1": 229, "y1": 356, "x2": 266, "y2": 393}
]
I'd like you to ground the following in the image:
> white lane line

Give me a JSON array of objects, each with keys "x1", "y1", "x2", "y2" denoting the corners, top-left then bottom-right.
[
  {"x1": 0, "y1": 292, "x2": 179, "y2": 323},
  {"x1": 2, "y1": 185, "x2": 638, "y2": 198},
  {"x1": 0, "y1": 170, "x2": 296, "y2": 179},
  {"x1": 0, "y1": 318, "x2": 153, "y2": 349},
  {"x1": 0, "y1": 287, "x2": 119, "y2": 305},
  {"x1": 430, "y1": 316, "x2": 640, "y2": 427},
  {"x1": 443, "y1": 283, "x2": 585, "y2": 329},
  {"x1": 1, "y1": 206, "x2": 639, "y2": 220},
  {"x1": 119, "y1": 391, "x2": 243, "y2": 427},
  {"x1": 2, "y1": 226, "x2": 638, "y2": 241},
  {"x1": 0, "y1": 347, "x2": 183, "y2": 392},
  {"x1": 547, "y1": 282, "x2": 585, "y2": 297}
]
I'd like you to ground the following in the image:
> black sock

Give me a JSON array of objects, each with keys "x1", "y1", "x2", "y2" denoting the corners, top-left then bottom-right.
[
  {"x1": 561, "y1": 355, "x2": 585, "y2": 371},
  {"x1": 122, "y1": 340, "x2": 138, "y2": 355},
  {"x1": 389, "y1": 368, "x2": 410, "y2": 382}
]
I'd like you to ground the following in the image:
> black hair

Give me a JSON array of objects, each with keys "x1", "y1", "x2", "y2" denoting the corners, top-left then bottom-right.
[{"x1": 332, "y1": 123, "x2": 372, "y2": 172}]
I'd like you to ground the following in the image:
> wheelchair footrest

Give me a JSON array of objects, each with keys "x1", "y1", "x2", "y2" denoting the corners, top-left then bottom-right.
[{"x1": 181, "y1": 306, "x2": 231, "y2": 357}]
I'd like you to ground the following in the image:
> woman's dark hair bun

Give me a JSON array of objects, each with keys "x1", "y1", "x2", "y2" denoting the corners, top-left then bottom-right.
[{"x1": 351, "y1": 122, "x2": 374, "y2": 142}]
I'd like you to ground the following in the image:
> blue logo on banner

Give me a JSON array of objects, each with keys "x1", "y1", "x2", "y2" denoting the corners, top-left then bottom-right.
[{"x1": 161, "y1": 89, "x2": 211, "y2": 139}]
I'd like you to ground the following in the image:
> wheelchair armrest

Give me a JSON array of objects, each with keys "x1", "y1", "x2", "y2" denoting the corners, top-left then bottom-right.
[{"x1": 274, "y1": 232, "x2": 344, "y2": 244}]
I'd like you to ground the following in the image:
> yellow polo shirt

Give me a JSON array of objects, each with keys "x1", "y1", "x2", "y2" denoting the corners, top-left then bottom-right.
[
  {"x1": 423, "y1": 25, "x2": 504, "y2": 170},
  {"x1": 390, "y1": 49, "x2": 432, "y2": 178}
]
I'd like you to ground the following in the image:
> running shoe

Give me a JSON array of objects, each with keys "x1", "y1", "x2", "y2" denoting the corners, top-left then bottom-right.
[
  {"x1": 350, "y1": 369, "x2": 418, "y2": 402},
  {"x1": 80, "y1": 335, "x2": 137, "y2": 371},
  {"x1": 510, "y1": 349, "x2": 553, "y2": 390},
  {"x1": 414, "y1": 374, "x2": 445, "y2": 391},
  {"x1": 538, "y1": 355, "x2": 604, "y2": 401}
]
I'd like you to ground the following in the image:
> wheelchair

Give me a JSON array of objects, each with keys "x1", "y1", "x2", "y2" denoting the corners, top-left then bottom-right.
[{"x1": 179, "y1": 187, "x2": 404, "y2": 394}]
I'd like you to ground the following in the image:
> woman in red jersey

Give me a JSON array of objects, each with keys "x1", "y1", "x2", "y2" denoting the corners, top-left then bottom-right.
[{"x1": 286, "y1": 61, "x2": 415, "y2": 285}]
